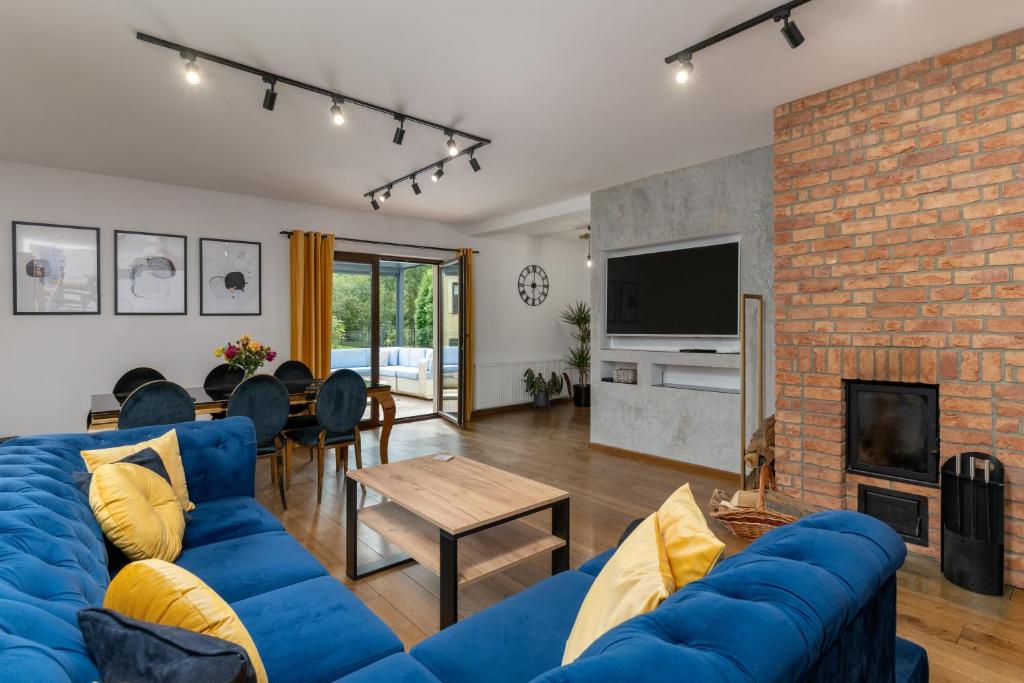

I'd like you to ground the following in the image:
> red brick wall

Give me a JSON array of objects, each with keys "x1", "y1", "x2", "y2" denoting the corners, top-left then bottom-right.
[{"x1": 773, "y1": 28, "x2": 1024, "y2": 587}]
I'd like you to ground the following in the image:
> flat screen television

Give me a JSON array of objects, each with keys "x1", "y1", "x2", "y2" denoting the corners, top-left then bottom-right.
[{"x1": 606, "y1": 241, "x2": 739, "y2": 336}]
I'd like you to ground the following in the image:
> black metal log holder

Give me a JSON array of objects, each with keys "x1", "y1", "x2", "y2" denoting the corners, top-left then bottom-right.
[{"x1": 941, "y1": 452, "x2": 1004, "y2": 596}]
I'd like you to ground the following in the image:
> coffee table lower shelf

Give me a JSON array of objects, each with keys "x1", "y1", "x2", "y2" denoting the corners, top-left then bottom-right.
[{"x1": 359, "y1": 501, "x2": 565, "y2": 587}]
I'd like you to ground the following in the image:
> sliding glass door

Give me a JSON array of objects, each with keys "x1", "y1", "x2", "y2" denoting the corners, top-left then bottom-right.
[
  {"x1": 379, "y1": 260, "x2": 436, "y2": 419},
  {"x1": 438, "y1": 257, "x2": 464, "y2": 425},
  {"x1": 331, "y1": 256, "x2": 377, "y2": 420},
  {"x1": 331, "y1": 250, "x2": 456, "y2": 424}
]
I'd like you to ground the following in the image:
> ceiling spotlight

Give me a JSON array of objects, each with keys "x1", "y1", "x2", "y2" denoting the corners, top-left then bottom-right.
[
  {"x1": 393, "y1": 116, "x2": 406, "y2": 145},
  {"x1": 262, "y1": 78, "x2": 277, "y2": 111},
  {"x1": 411, "y1": 176, "x2": 422, "y2": 195},
  {"x1": 431, "y1": 165, "x2": 444, "y2": 182},
  {"x1": 469, "y1": 153, "x2": 481, "y2": 173},
  {"x1": 446, "y1": 134, "x2": 459, "y2": 157},
  {"x1": 183, "y1": 57, "x2": 200, "y2": 85},
  {"x1": 675, "y1": 55, "x2": 693, "y2": 84},
  {"x1": 370, "y1": 196, "x2": 380, "y2": 211},
  {"x1": 381, "y1": 187, "x2": 392, "y2": 202},
  {"x1": 775, "y1": 10, "x2": 805, "y2": 49},
  {"x1": 330, "y1": 98, "x2": 345, "y2": 126}
]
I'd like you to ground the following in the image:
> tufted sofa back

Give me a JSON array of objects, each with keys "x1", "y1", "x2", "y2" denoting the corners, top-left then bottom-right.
[
  {"x1": 535, "y1": 511, "x2": 907, "y2": 683},
  {"x1": 0, "y1": 418, "x2": 256, "y2": 683}
]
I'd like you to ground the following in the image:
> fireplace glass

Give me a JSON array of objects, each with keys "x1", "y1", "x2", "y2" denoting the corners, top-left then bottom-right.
[{"x1": 846, "y1": 380, "x2": 939, "y2": 484}]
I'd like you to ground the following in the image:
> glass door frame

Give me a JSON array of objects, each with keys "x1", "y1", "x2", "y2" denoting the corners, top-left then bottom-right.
[
  {"x1": 437, "y1": 255, "x2": 466, "y2": 426},
  {"x1": 333, "y1": 249, "x2": 447, "y2": 426}
]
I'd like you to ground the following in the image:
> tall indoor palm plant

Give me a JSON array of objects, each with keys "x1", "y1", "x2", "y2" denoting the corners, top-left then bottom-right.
[{"x1": 560, "y1": 300, "x2": 591, "y2": 407}]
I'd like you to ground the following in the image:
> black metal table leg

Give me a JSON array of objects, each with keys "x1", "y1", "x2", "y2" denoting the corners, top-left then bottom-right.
[
  {"x1": 551, "y1": 498, "x2": 570, "y2": 575},
  {"x1": 345, "y1": 474, "x2": 358, "y2": 580},
  {"x1": 440, "y1": 530, "x2": 458, "y2": 628}
]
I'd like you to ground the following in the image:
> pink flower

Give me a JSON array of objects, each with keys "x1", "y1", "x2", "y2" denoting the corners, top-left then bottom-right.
[
  {"x1": 224, "y1": 346, "x2": 237, "y2": 359},
  {"x1": 266, "y1": 350, "x2": 277, "y2": 362}
]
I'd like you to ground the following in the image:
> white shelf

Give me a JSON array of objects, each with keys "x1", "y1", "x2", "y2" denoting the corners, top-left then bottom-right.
[{"x1": 651, "y1": 362, "x2": 740, "y2": 394}]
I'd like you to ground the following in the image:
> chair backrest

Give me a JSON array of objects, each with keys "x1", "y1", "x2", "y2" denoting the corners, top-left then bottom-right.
[
  {"x1": 118, "y1": 380, "x2": 196, "y2": 430},
  {"x1": 226, "y1": 375, "x2": 290, "y2": 446},
  {"x1": 316, "y1": 369, "x2": 367, "y2": 434},
  {"x1": 204, "y1": 363, "x2": 245, "y2": 393},
  {"x1": 113, "y1": 367, "x2": 165, "y2": 400},
  {"x1": 274, "y1": 360, "x2": 315, "y2": 387}
]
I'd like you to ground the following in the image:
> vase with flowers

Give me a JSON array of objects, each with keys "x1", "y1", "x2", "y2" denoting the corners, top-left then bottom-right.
[{"x1": 214, "y1": 334, "x2": 277, "y2": 379}]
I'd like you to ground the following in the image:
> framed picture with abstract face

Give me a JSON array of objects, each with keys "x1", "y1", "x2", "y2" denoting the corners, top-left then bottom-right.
[
  {"x1": 12, "y1": 221, "x2": 101, "y2": 314},
  {"x1": 114, "y1": 230, "x2": 187, "y2": 315},
  {"x1": 199, "y1": 238, "x2": 261, "y2": 316}
]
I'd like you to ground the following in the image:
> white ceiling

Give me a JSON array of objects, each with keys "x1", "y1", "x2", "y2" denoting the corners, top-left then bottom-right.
[{"x1": 1, "y1": 1, "x2": 1021, "y2": 228}]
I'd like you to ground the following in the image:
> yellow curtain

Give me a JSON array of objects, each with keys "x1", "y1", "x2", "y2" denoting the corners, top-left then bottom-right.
[
  {"x1": 289, "y1": 230, "x2": 335, "y2": 378},
  {"x1": 458, "y1": 248, "x2": 475, "y2": 424}
]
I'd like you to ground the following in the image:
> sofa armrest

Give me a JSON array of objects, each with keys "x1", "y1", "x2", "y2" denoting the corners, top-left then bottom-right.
[{"x1": 417, "y1": 357, "x2": 432, "y2": 394}]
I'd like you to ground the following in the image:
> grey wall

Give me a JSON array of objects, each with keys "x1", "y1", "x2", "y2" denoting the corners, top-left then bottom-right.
[{"x1": 589, "y1": 146, "x2": 774, "y2": 473}]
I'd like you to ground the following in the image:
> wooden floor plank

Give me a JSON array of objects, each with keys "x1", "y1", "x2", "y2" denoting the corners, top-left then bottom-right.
[{"x1": 253, "y1": 403, "x2": 1023, "y2": 679}]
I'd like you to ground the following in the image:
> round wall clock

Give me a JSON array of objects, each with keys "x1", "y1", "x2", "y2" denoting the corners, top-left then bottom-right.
[{"x1": 518, "y1": 265, "x2": 549, "y2": 306}]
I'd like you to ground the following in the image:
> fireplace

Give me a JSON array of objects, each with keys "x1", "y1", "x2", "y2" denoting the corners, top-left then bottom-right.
[{"x1": 845, "y1": 380, "x2": 939, "y2": 485}]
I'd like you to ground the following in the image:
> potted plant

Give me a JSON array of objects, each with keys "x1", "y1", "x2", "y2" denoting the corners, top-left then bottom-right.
[
  {"x1": 560, "y1": 300, "x2": 591, "y2": 408},
  {"x1": 522, "y1": 369, "x2": 564, "y2": 408}
]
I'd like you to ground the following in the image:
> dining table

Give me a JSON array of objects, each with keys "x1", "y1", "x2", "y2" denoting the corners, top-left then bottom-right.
[{"x1": 87, "y1": 379, "x2": 398, "y2": 464}]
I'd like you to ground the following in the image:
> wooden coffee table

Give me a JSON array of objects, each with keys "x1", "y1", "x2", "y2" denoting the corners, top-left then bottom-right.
[{"x1": 345, "y1": 455, "x2": 570, "y2": 628}]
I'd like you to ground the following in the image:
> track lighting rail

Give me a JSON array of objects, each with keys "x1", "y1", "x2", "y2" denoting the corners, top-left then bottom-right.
[
  {"x1": 362, "y1": 142, "x2": 485, "y2": 200},
  {"x1": 137, "y1": 32, "x2": 491, "y2": 206},
  {"x1": 663, "y1": 0, "x2": 814, "y2": 65}
]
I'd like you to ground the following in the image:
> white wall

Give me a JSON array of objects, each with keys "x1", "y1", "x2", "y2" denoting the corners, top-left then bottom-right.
[{"x1": 0, "y1": 161, "x2": 589, "y2": 435}]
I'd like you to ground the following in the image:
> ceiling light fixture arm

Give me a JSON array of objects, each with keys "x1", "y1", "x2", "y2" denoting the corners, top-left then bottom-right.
[
  {"x1": 363, "y1": 141, "x2": 486, "y2": 198},
  {"x1": 140, "y1": 33, "x2": 490, "y2": 145},
  {"x1": 663, "y1": 0, "x2": 814, "y2": 65}
]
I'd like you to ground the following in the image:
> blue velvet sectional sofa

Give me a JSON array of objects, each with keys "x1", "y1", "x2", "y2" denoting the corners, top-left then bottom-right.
[{"x1": 0, "y1": 418, "x2": 928, "y2": 682}]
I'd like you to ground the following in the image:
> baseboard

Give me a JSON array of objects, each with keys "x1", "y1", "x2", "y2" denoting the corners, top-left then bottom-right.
[
  {"x1": 588, "y1": 441, "x2": 738, "y2": 481},
  {"x1": 473, "y1": 396, "x2": 571, "y2": 418}
]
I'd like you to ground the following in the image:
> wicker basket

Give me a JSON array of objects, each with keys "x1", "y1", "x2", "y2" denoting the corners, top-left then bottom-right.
[
  {"x1": 709, "y1": 466, "x2": 797, "y2": 541},
  {"x1": 613, "y1": 367, "x2": 637, "y2": 384}
]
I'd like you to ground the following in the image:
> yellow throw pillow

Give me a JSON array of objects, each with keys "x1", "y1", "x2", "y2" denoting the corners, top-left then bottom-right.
[
  {"x1": 562, "y1": 483, "x2": 725, "y2": 664},
  {"x1": 562, "y1": 513, "x2": 674, "y2": 664},
  {"x1": 82, "y1": 429, "x2": 194, "y2": 512},
  {"x1": 657, "y1": 483, "x2": 725, "y2": 589},
  {"x1": 89, "y1": 462, "x2": 185, "y2": 562},
  {"x1": 105, "y1": 560, "x2": 267, "y2": 683}
]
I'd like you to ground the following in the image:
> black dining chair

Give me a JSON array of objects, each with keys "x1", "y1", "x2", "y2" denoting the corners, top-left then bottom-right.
[
  {"x1": 113, "y1": 367, "x2": 165, "y2": 401},
  {"x1": 274, "y1": 359, "x2": 318, "y2": 430},
  {"x1": 118, "y1": 380, "x2": 196, "y2": 430},
  {"x1": 227, "y1": 375, "x2": 290, "y2": 509},
  {"x1": 283, "y1": 369, "x2": 367, "y2": 504},
  {"x1": 204, "y1": 364, "x2": 245, "y2": 397}
]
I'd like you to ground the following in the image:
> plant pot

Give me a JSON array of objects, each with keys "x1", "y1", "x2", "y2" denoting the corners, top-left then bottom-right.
[
  {"x1": 573, "y1": 384, "x2": 591, "y2": 408},
  {"x1": 533, "y1": 392, "x2": 551, "y2": 408}
]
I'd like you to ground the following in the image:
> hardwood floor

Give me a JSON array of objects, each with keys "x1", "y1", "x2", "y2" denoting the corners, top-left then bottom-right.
[{"x1": 254, "y1": 403, "x2": 1023, "y2": 681}]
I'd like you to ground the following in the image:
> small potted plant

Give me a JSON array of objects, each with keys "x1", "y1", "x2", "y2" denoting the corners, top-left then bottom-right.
[
  {"x1": 214, "y1": 334, "x2": 277, "y2": 379},
  {"x1": 560, "y1": 300, "x2": 591, "y2": 408},
  {"x1": 522, "y1": 369, "x2": 564, "y2": 408}
]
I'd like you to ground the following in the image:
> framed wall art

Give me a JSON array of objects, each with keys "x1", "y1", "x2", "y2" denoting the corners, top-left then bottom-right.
[
  {"x1": 199, "y1": 238, "x2": 261, "y2": 315},
  {"x1": 114, "y1": 230, "x2": 187, "y2": 315},
  {"x1": 12, "y1": 221, "x2": 101, "y2": 314}
]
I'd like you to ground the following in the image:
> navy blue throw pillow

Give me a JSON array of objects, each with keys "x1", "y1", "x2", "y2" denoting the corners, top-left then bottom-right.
[{"x1": 78, "y1": 608, "x2": 256, "y2": 683}]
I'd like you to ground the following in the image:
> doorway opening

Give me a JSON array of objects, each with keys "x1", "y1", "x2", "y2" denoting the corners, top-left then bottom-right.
[{"x1": 330, "y1": 251, "x2": 465, "y2": 425}]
